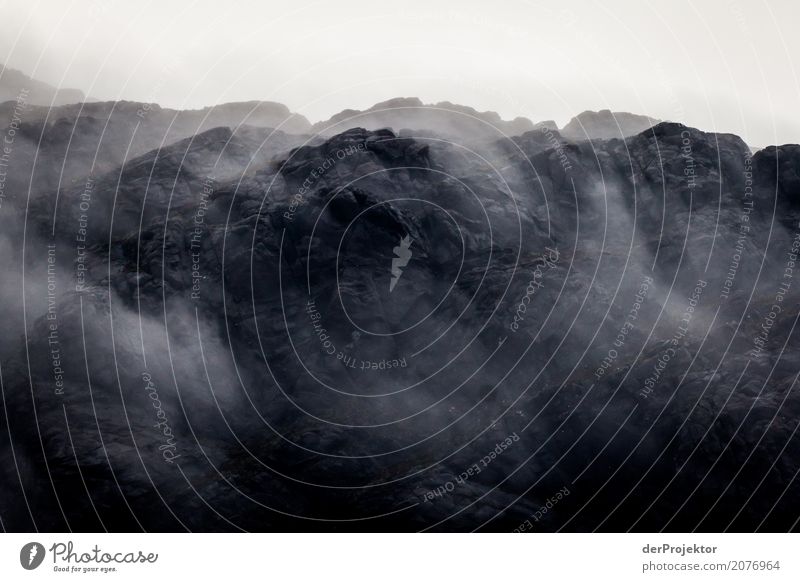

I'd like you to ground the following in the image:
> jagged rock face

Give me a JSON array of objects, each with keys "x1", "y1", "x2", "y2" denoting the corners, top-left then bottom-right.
[{"x1": 1, "y1": 106, "x2": 800, "y2": 532}]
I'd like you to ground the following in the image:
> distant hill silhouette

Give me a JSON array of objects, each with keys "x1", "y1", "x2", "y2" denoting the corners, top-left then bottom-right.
[{"x1": 560, "y1": 109, "x2": 660, "y2": 140}]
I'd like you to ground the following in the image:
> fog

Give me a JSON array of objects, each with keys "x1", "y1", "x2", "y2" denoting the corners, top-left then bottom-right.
[{"x1": 1, "y1": 0, "x2": 799, "y2": 146}]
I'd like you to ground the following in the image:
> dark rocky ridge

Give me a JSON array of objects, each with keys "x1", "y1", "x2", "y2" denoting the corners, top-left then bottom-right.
[
  {"x1": 1, "y1": 102, "x2": 800, "y2": 531},
  {"x1": 311, "y1": 97, "x2": 536, "y2": 140}
]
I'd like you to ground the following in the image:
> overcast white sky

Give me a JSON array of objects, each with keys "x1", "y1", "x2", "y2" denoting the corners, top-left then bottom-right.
[{"x1": 1, "y1": 0, "x2": 799, "y2": 146}]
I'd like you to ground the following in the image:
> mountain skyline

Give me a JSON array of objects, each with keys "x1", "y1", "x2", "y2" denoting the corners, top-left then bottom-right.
[
  {"x1": 3, "y1": 98, "x2": 799, "y2": 531},
  {"x1": 6, "y1": 63, "x2": 782, "y2": 156},
  {"x1": 0, "y1": 65, "x2": 647, "y2": 136},
  {"x1": 4, "y1": 63, "x2": 795, "y2": 152}
]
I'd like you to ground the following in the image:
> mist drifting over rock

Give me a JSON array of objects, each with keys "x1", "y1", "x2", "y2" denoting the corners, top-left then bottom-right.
[{"x1": 0, "y1": 86, "x2": 799, "y2": 534}]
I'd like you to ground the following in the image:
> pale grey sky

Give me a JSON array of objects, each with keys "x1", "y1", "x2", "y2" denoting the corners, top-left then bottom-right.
[{"x1": 1, "y1": 0, "x2": 799, "y2": 146}]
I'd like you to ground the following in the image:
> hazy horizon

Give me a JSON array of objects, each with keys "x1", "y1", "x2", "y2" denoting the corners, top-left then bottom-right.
[{"x1": 2, "y1": 0, "x2": 800, "y2": 146}]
